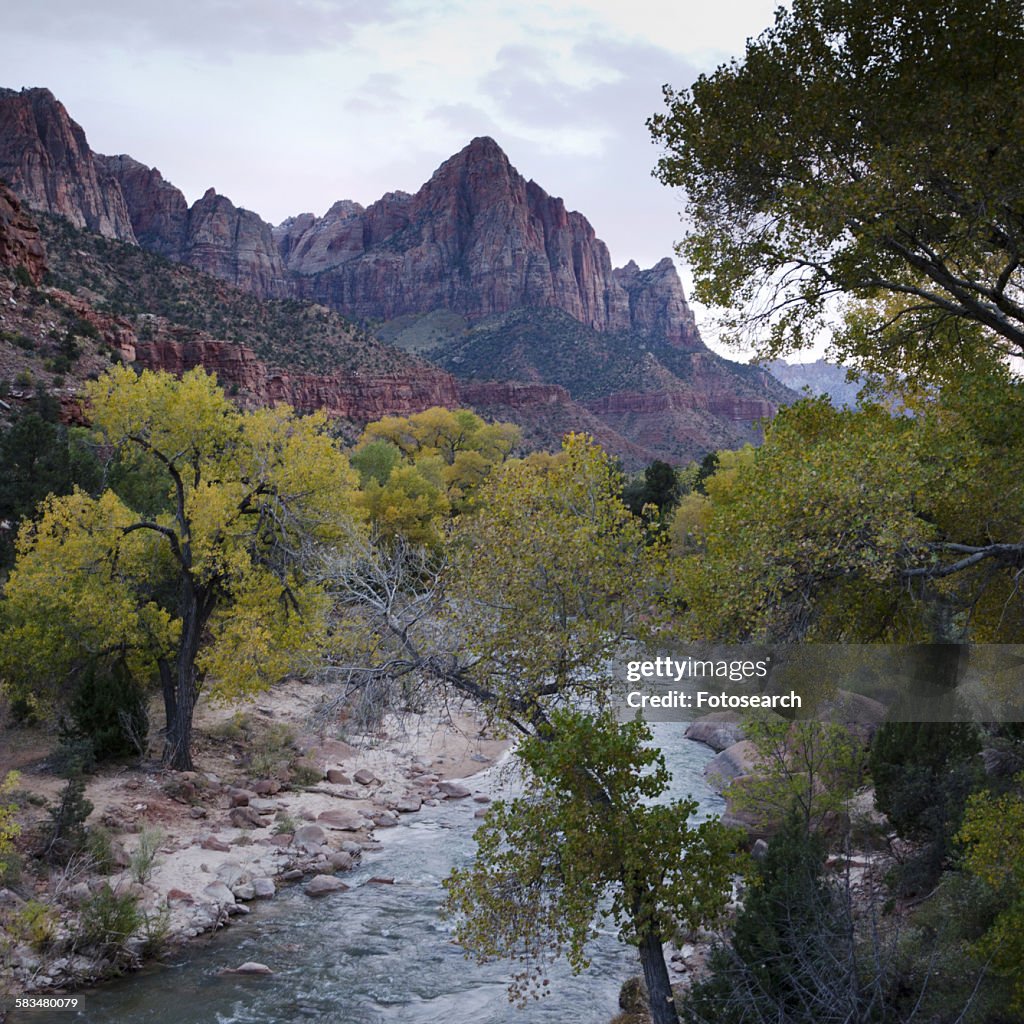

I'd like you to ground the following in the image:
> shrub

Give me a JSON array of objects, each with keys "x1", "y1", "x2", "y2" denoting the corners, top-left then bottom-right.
[
  {"x1": 86, "y1": 825, "x2": 117, "y2": 875},
  {"x1": 64, "y1": 659, "x2": 149, "y2": 763},
  {"x1": 75, "y1": 884, "x2": 142, "y2": 961},
  {"x1": 44, "y1": 773, "x2": 93, "y2": 865},
  {"x1": 15, "y1": 900, "x2": 58, "y2": 953},
  {"x1": 247, "y1": 722, "x2": 298, "y2": 778},
  {"x1": 129, "y1": 827, "x2": 163, "y2": 885}
]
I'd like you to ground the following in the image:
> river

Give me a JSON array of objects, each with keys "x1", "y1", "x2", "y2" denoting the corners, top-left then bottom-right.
[{"x1": 11, "y1": 724, "x2": 723, "y2": 1024}]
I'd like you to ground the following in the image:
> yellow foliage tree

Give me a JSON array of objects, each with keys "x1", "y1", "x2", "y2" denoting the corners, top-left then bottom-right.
[
  {"x1": 354, "y1": 407, "x2": 520, "y2": 542},
  {"x1": 0, "y1": 367, "x2": 361, "y2": 769}
]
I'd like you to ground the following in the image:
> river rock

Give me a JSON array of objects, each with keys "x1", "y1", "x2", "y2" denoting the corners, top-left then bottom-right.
[
  {"x1": 216, "y1": 860, "x2": 248, "y2": 887},
  {"x1": 233, "y1": 883, "x2": 256, "y2": 901},
  {"x1": 201, "y1": 835, "x2": 232, "y2": 852},
  {"x1": 438, "y1": 781, "x2": 471, "y2": 799},
  {"x1": 229, "y1": 788, "x2": 255, "y2": 807},
  {"x1": 293, "y1": 824, "x2": 327, "y2": 852},
  {"x1": 306, "y1": 874, "x2": 350, "y2": 896},
  {"x1": 317, "y1": 808, "x2": 367, "y2": 831},
  {"x1": 684, "y1": 713, "x2": 747, "y2": 752},
  {"x1": 249, "y1": 797, "x2": 283, "y2": 814},
  {"x1": 395, "y1": 795, "x2": 423, "y2": 813},
  {"x1": 353, "y1": 768, "x2": 378, "y2": 786},
  {"x1": 202, "y1": 881, "x2": 236, "y2": 904},
  {"x1": 251, "y1": 877, "x2": 276, "y2": 898},
  {"x1": 370, "y1": 809, "x2": 399, "y2": 827},
  {"x1": 326, "y1": 769, "x2": 351, "y2": 784},
  {"x1": 234, "y1": 961, "x2": 273, "y2": 975},
  {"x1": 704, "y1": 741, "x2": 759, "y2": 791},
  {"x1": 230, "y1": 806, "x2": 266, "y2": 829},
  {"x1": 253, "y1": 779, "x2": 281, "y2": 796},
  {"x1": 328, "y1": 851, "x2": 354, "y2": 871}
]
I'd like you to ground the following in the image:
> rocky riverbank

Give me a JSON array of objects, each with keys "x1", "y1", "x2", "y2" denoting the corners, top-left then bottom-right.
[{"x1": 0, "y1": 679, "x2": 508, "y2": 1001}]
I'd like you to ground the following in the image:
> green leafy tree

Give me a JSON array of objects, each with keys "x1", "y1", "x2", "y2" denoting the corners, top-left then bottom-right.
[
  {"x1": 449, "y1": 433, "x2": 670, "y2": 729},
  {"x1": 444, "y1": 710, "x2": 740, "y2": 1024},
  {"x1": 353, "y1": 407, "x2": 520, "y2": 544},
  {"x1": 958, "y1": 775, "x2": 1024, "y2": 1009},
  {"x1": 684, "y1": 810, "x2": 868, "y2": 1024},
  {"x1": 725, "y1": 716, "x2": 865, "y2": 836},
  {"x1": 869, "y1": 721, "x2": 980, "y2": 892},
  {"x1": 677, "y1": 373, "x2": 1024, "y2": 643},
  {"x1": 650, "y1": 0, "x2": 1024, "y2": 376},
  {"x1": 0, "y1": 366, "x2": 360, "y2": 769},
  {"x1": 0, "y1": 405, "x2": 101, "y2": 568}
]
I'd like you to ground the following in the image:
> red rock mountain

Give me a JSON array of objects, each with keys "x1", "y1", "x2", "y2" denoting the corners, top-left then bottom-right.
[
  {"x1": 275, "y1": 137, "x2": 703, "y2": 348},
  {"x1": 0, "y1": 86, "x2": 795, "y2": 464}
]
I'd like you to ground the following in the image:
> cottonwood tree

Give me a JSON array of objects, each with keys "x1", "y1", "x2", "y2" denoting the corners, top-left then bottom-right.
[
  {"x1": 444, "y1": 709, "x2": 741, "y2": 1024},
  {"x1": 318, "y1": 434, "x2": 723, "y2": 1020},
  {"x1": 675, "y1": 373, "x2": 1024, "y2": 643},
  {"x1": 649, "y1": 0, "x2": 1024, "y2": 377},
  {"x1": 0, "y1": 366, "x2": 360, "y2": 769}
]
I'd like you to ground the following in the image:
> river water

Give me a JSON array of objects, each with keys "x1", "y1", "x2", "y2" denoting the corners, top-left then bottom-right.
[{"x1": 13, "y1": 725, "x2": 722, "y2": 1024}]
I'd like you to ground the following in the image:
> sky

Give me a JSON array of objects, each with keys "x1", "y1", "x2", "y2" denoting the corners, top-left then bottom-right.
[{"x1": 2, "y1": 0, "x2": 785, "y2": 353}]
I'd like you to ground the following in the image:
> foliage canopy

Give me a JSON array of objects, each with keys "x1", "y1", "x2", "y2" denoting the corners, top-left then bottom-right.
[{"x1": 650, "y1": 0, "x2": 1024, "y2": 375}]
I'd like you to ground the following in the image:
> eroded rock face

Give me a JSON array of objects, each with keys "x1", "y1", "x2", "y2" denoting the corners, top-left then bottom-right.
[
  {"x1": 95, "y1": 154, "x2": 188, "y2": 258},
  {"x1": 183, "y1": 188, "x2": 290, "y2": 299},
  {"x1": 280, "y1": 137, "x2": 702, "y2": 345},
  {"x1": 134, "y1": 337, "x2": 461, "y2": 420},
  {"x1": 0, "y1": 182, "x2": 47, "y2": 284},
  {"x1": 0, "y1": 87, "x2": 136, "y2": 240}
]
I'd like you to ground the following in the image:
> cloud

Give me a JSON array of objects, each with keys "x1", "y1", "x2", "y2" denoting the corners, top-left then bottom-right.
[
  {"x1": 5, "y1": 0, "x2": 417, "y2": 58},
  {"x1": 344, "y1": 72, "x2": 407, "y2": 114}
]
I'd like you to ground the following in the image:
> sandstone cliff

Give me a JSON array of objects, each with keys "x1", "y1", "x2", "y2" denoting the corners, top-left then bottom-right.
[
  {"x1": 278, "y1": 137, "x2": 704, "y2": 349},
  {"x1": 0, "y1": 182, "x2": 46, "y2": 284},
  {"x1": 0, "y1": 87, "x2": 136, "y2": 241}
]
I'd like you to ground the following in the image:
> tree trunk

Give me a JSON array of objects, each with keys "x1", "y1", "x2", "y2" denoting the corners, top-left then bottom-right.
[
  {"x1": 161, "y1": 580, "x2": 210, "y2": 771},
  {"x1": 638, "y1": 929, "x2": 679, "y2": 1024}
]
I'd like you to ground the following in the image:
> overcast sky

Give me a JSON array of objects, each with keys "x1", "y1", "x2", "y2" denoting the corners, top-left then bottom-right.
[{"x1": 3, "y1": 0, "x2": 785, "y2": 352}]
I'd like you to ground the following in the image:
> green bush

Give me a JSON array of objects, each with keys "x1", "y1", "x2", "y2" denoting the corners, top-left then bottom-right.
[
  {"x1": 64, "y1": 659, "x2": 149, "y2": 763},
  {"x1": 44, "y1": 773, "x2": 93, "y2": 865},
  {"x1": 129, "y1": 827, "x2": 163, "y2": 884},
  {"x1": 75, "y1": 884, "x2": 142, "y2": 961}
]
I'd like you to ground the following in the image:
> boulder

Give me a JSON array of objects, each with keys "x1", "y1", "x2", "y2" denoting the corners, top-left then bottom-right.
[
  {"x1": 317, "y1": 808, "x2": 367, "y2": 832},
  {"x1": 326, "y1": 769, "x2": 351, "y2": 785},
  {"x1": 216, "y1": 861, "x2": 248, "y2": 887},
  {"x1": 293, "y1": 824, "x2": 327, "y2": 853},
  {"x1": 248, "y1": 797, "x2": 283, "y2": 814},
  {"x1": 704, "y1": 741, "x2": 759, "y2": 792},
  {"x1": 353, "y1": 768, "x2": 378, "y2": 786},
  {"x1": 251, "y1": 877, "x2": 276, "y2": 898},
  {"x1": 200, "y1": 835, "x2": 231, "y2": 852},
  {"x1": 230, "y1": 806, "x2": 266, "y2": 829},
  {"x1": 202, "y1": 881, "x2": 236, "y2": 904},
  {"x1": 233, "y1": 962, "x2": 273, "y2": 975},
  {"x1": 684, "y1": 713, "x2": 747, "y2": 752},
  {"x1": 327, "y1": 851, "x2": 354, "y2": 871},
  {"x1": 438, "y1": 781, "x2": 471, "y2": 799},
  {"x1": 306, "y1": 874, "x2": 349, "y2": 896}
]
